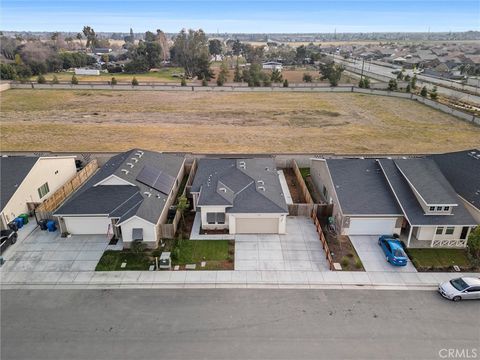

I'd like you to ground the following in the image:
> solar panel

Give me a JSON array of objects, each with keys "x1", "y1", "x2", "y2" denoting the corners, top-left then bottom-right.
[{"x1": 136, "y1": 165, "x2": 175, "y2": 195}]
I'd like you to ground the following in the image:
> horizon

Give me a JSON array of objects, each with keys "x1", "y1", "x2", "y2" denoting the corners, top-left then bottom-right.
[{"x1": 1, "y1": 0, "x2": 479, "y2": 34}]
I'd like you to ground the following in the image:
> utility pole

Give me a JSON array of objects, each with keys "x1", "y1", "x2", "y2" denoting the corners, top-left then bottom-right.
[{"x1": 360, "y1": 58, "x2": 365, "y2": 82}]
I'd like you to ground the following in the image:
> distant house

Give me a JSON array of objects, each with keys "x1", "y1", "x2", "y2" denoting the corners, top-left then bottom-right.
[
  {"x1": 190, "y1": 158, "x2": 288, "y2": 234},
  {"x1": 0, "y1": 155, "x2": 77, "y2": 230},
  {"x1": 93, "y1": 48, "x2": 112, "y2": 55},
  {"x1": 262, "y1": 61, "x2": 283, "y2": 71},
  {"x1": 74, "y1": 68, "x2": 100, "y2": 76},
  {"x1": 55, "y1": 149, "x2": 185, "y2": 248},
  {"x1": 311, "y1": 156, "x2": 477, "y2": 248}
]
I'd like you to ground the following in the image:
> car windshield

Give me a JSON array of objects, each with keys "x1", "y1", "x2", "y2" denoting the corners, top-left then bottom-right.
[
  {"x1": 450, "y1": 278, "x2": 469, "y2": 291},
  {"x1": 393, "y1": 248, "x2": 406, "y2": 258}
]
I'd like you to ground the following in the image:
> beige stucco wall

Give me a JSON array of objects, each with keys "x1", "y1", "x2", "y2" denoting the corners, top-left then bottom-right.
[
  {"x1": 200, "y1": 205, "x2": 230, "y2": 230},
  {"x1": 121, "y1": 216, "x2": 157, "y2": 248},
  {"x1": 1, "y1": 157, "x2": 76, "y2": 227},
  {"x1": 414, "y1": 225, "x2": 472, "y2": 241}
]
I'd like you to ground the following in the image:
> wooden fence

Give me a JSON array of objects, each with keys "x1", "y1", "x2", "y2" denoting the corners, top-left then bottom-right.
[
  {"x1": 288, "y1": 203, "x2": 317, "y2": 217},
  {"x1": 291, "y1": 160, "x2": 313, "y2": 204},
  {"x1": 35, "y1": 160, "x2": 98, "y2": 220},
  {"x1": 159, "y1": 159, "x2": 197, "y2": 239},
  {"x1": 311, "y1": 208, "x2": 335, "y2": 271}
]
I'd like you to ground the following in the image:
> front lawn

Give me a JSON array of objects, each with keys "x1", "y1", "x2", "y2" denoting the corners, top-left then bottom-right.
[
  {"x1": 173, "y1": 239, "x2": 234, "y2": 270},
  {"x1": 96, "y1": 250, "x2": 153, "y2": 271},
  {"x1": 406, "y1": 248, "x2": 477, "y2": 272}
]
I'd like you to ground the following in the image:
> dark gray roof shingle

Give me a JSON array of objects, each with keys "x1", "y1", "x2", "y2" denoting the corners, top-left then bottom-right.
[
  {"x1": 378, "y1": 159, "x2": 476, "y2": 226},
  {"x1": 430, "y1": 149, "x2": 480, "y2": 209},
  {"x1": 0, "y1": 156, "x2": 39, "y2": 210},
  {"x1": 326, "y1": 159, "x2": 402, "y2": 215}
]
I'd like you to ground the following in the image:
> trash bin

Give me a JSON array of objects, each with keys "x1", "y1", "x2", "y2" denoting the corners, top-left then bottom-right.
[
  {"x1": 46, "y1": 220, "x2": 57, "y2": 232},
  {"x1": 18, "y1": 213, "x2": 29, "y2": 225},
  {"x1": 14, "y1": 217, "x2": 24, "y2": 229},
  {"x1": 8, "y1": 221, "x2": 18, "y2": 232},
  {"x1": 38, "y1": 219, "x2": 48, "y2": 230}
]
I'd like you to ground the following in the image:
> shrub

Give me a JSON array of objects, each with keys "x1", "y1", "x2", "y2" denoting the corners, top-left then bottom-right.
[
  {"x1": 387, "y1": 79, "x2": 398, "y2": 91},
  {"x1": 131, "y1": 77, "x2": 139, "y2": 86},
  {"x1": 181, "y1": 77, "x2": 187, "y2": 86},
  {"x1": 37, "y1": 74, "x2": 46, "y2": 84},
  {"x1": 283, "y1": 79, "x2": 289, "y2": 87},
  {"x1": 71, "y1": 75, "x2": 78, "y2": 85},
  {"x1": 130, "y1": 240, "x2": 146, "y2": 255},
  {"x1": 406, "y1": 83, "x2": 411, "y2": 93},
  {"x1": 420, "y1": 86, "x2": 428, "y2": 97},
  {"x1": 340, "y1": 256, "x2": 350, "y2": 269},
  {"x1": 0, "y1": 63, "x2": 17, "y2": 80},
  {"x1": 467, "y1": 227, "x2": 480, "y2": 266},
  {"x1": 201, "y1": 79, "x2": 208, "y2": 86},
  {"x1": 52, "y1": 75, "x2": 59, "y2": 84},
  {"x1": 111, "y1": 77, "x2": 117, "y2": 85},
  {"x1": 430, "y1": 86, "x2": 438, "y2": 100},
  {"x1": 302, "y1": 73, "x2": 313, "y2": 83},
  {"x1": 354, "y1": 258, "x2": 362, "y2": 269},
  {"x1": 263, "y1": 78, "x2": 272, "y2": 87}
]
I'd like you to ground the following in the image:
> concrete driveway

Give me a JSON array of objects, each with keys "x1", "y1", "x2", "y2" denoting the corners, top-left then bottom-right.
[
  {"x1": 234, "y1": 217, "x2": 329, "y2": 271},
  {"x1": 349, "y1": 236, "x2": 417, "y2": 272},
  {"x1": 1, "y1": 226, "x2": 116, "y2": 273}
]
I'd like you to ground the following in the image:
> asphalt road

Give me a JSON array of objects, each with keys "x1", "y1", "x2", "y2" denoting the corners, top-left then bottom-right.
[{"x1": 2, "y1": 289, "x2": 479, "y2": 360}]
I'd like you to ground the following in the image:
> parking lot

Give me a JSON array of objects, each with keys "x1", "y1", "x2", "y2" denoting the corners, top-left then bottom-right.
[
  {"x1": 349, "y1": 236, "x2": 417, "y2": 272},
  {"x1": 1, "y1": 226, "x2": 119, "y2": 273},
  {"x1": 235, "y1": 217, "x2": 329, "y2": 271}
]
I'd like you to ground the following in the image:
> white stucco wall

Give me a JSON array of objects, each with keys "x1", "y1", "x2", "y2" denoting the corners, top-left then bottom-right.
[
  {"x1": 200, "y1": 205, "x2": 230, "y2": 230},
  {"x1": 1, "y1": 157, "x2": 76, "y2": 226},
  {"x1": 415, "y1": 225, "x2": 471, "y2": 241},
  {"x1": 120, "y1": 216, "x2": 157, "y2": 247}
]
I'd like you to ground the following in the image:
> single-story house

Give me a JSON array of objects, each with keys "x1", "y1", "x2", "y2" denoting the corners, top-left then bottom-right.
[
  {"x1": 430, "y1": 149, "x2": 480, "y2": 223},
  {"x1": 190, "y1": 158, "x2": 288, "y2": 234},
  {"x1": 262, "y1": 61, "x2": 283, "y2": 71},
  {"x1": 55, "y1": 149, "x2": 185, "y2": 248},
  {"x1": 311, "y1": 156, "x2": 477, "y2": 248},
  {"x1": 0, "y1": 155, "x2": 77, "y2": 230}
]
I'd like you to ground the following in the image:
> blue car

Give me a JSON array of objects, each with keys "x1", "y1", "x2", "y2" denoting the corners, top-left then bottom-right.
[{"x1": 378, "y1": 235, "x2": 408, "y2": 266}]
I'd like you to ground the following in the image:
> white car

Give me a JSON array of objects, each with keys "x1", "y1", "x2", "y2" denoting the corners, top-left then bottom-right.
[{"x1": 438, "y1": 277, "x2": 480, "y2": 301}]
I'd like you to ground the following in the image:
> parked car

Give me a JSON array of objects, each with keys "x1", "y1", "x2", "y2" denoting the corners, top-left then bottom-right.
[
  {"x1": 438, "y1": 277, "x2": 480, "y2": 301},
  {"x1": 0, "y1": 229, "x2": 18, "y2": 254},
  {"x1": 378, "y1": 235, "x2": 408, "y2": 266}
]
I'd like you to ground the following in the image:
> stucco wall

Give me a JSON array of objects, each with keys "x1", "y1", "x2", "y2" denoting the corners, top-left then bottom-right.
[
  {"x1": 1, "y1": 157, "x2": 76, "y2": 226},
  {"x1": 200, "y1": 205, "x2": 230, "y2": 230},
  {"x1": 121, "y1": 216, "x2": 157, "y2": 248}
]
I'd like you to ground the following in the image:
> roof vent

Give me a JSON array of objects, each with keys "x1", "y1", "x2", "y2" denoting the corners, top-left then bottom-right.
[
  {"x1": 257, "y1": 180, "x2": 264, "y2": 185},
  {"x1": 144, "y1": 191, "x2": 152, "y2": 197},
  {"x1": 156, "y1": 194, "x2": 162, "y2": 198},
  {"x1": 131, "y1": 158, "x2": 139, "y2": 163},
  {"x1": 265, "y1": 167, "x2": 269, "y2": 171},
  {"x1": 121, "y1": 169, "x2": 129, "y2": 174},
  {"x1": 219, "y1": 187, "x2": 227, "y2": 193},
  {"x1": 135, "y1": 151, "x2": 144, "y2": 158},
  {"x1": 126, "y1": 162, "x2": 134, "y2": 168},
  {"x1": 258, "y1": 186, "x2": 266, "y2": 191}
]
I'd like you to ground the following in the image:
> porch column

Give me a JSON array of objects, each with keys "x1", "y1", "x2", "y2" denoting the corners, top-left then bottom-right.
[
  {"x1": 407, "y1": 225, "x2": 413, "y2": 247},
  {"x1": 431, "y1": 227, "x2": 437, "y2": 248}
]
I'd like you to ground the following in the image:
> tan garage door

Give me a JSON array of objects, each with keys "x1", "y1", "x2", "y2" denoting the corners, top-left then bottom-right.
[{"x1": 235, "y1": 217, "x2": 279, "y2": 234}]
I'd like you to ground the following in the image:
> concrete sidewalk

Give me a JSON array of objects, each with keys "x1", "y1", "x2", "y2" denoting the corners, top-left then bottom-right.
[{"x1": 2, "y1": 269, "x2": 479, "y2": 290}]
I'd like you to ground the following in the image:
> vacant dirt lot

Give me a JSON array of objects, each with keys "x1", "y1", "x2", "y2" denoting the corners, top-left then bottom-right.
[{"x1": 1, "y1": 89, "x2": 479, "y2": 153}]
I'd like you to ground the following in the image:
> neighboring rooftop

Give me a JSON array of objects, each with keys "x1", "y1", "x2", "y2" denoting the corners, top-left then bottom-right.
[
  {"x1": 325, "y1": 159, "x2": 402, "y2": 216},
  {"x1": 191, "y1": 158, "x2": 288, "y2": 214},
  {"x1": 0, "y1": 156, "x2": 39, "y2": 210},
  {"x1": 378, "y1": 159, "x2": 476, "y2": 226},
  {"x1": 56, "y1": 149, "x2": 184, "y2": 224},
  {"x1": 430, "y1": 149, "x2": 480, "y2": 209},
  {"x1": 394, "y1": 158, "x2": 459, "y2": 206}
]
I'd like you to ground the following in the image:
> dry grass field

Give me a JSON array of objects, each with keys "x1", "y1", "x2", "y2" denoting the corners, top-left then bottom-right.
[{"x1": 1, "y1": 89, "x2": 479, "y2": 154}]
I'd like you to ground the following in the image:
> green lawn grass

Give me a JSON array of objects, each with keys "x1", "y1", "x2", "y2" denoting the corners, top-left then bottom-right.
[
  {"x1": 406, "y1": 248, "x2": 473, "y2": 270},
  {"x1": 95, "y1": 250, "x2": 152, "y2": 271},
  {"x1": 174, "y1": 240, "x2": 231, "y2": 264}
]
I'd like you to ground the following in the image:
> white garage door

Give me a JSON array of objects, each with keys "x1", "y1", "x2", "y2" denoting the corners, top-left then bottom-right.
[
  {"x1": 235, "y1": 217, "x2": 279, "y2": 234},
  {"x1": 348, "y1": 218, "x2": 396, "y2": 235},
  {"x1": 64, "y1": 217, "x2": 111, "y2": 235}
]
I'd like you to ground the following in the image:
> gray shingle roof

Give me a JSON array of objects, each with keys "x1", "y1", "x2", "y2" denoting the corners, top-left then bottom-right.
[
  {"x1": 0, "y1": 156, "x2": 39, "y2": 210},
  {"x1": 191, "y1": 158, "x2": 288, "y2": 214},
  {"x1": 430, "y1": 149, "x2": 480, "y2": 209},
  {"x1": 394, "y1": 158, "x2": 459, "y2": 205},
  {"x1": 55, "y1": 149, "x2": 184, "y2": 224},
  {"x1": 378, "y1": 159, "x2": 476, "y2": 226},
  {"x1": 326, "y1": 159, "x2": 402, "y2": 216}
]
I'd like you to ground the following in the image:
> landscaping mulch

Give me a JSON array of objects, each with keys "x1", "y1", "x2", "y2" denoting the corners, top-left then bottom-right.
[
  {"x1": 283, "y1": 168, "x2": 305, "y2": 203},
  {"x1": 325, "y1": 232, "x2": 365, "y2": 271}
]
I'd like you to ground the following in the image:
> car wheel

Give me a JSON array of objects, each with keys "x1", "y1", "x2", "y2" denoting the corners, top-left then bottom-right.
[
  {"x1": 452, "y1": 296, "x2": 462, "y2": 302},
  {"x1": 386, "y1": 256, "x2": 389, "y2": 263},
  {"x1": 11, "y1": 237, "x2": 17, "y2": 245}
]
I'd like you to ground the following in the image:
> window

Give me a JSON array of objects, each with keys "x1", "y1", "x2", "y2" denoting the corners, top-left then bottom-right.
[
  {"x1": 206, "y1": 213, "x2": 216, "y2": 224},
  {"x1": 216, "y1": 213, "x2": 225, "y2": 224},
  {"x1": 37, "y1": 182, "x2": 50, "y2": 199},
  {"x1": 429, "y1": 206, "x2": 435, "y2": 211},
  {"x1": 322, "y1": 185, "x2": 328, "y2": 198},
  {"x1": 443, "y1": 206, "x2": 449, "y2": 211},
  {"x1": 445, "y1": 227, "x2": 455, "y2": 235},
  {"x1": 436, "y1": 227, "x2": 444, "y2": 235},
  {"x1": 436, "y1": 206, "x2": 442, "y2": 211}
]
